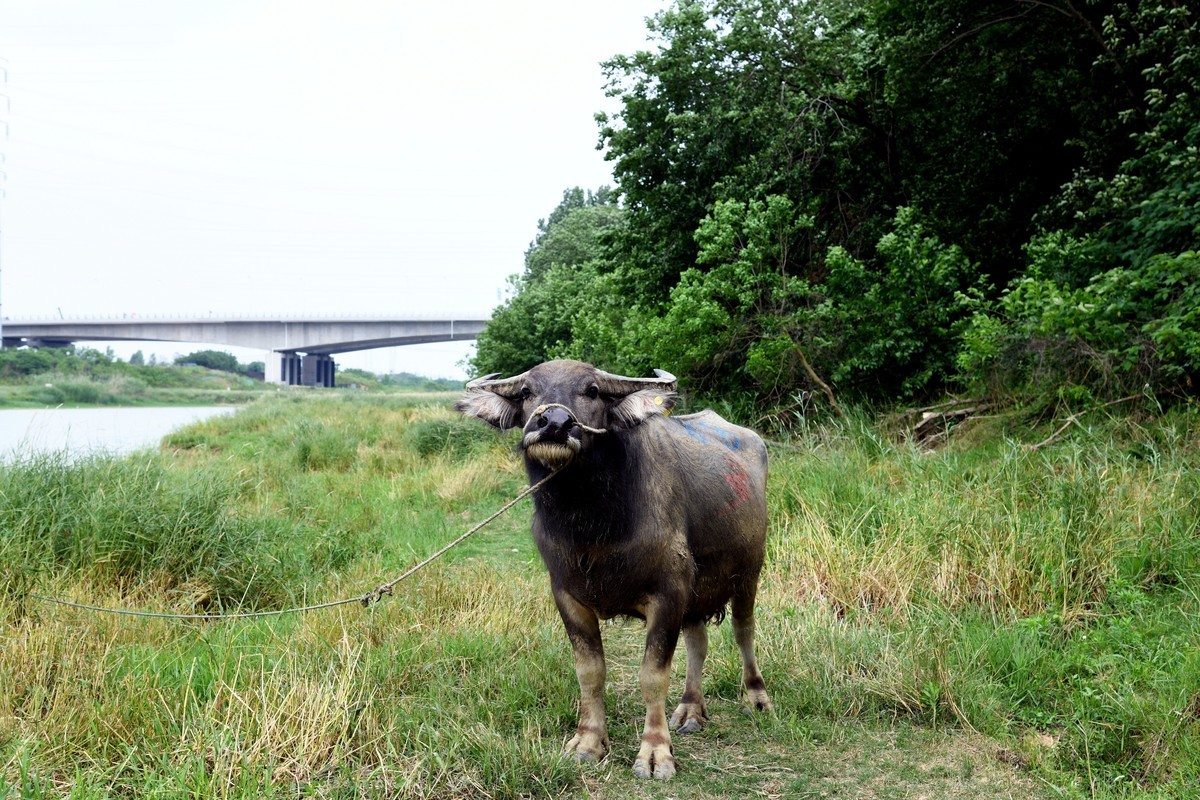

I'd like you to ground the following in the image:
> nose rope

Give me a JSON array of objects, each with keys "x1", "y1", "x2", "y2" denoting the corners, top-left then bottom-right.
[{"x1": 531, "y1": 403, "x2": 608, "y2": 435}]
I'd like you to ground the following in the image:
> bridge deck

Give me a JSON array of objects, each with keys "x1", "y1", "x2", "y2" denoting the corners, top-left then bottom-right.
[{"x1": 1, "y1": 315, "x2": 490, "y2": 355}]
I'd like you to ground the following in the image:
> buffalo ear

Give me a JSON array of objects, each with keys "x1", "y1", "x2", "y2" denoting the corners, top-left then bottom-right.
[
  {"x1": 608, "y1": 388, "x2": 678, "y2": 429},
  {"x1": 456, "y1": 389, "x2": 524, "y2": 430}
]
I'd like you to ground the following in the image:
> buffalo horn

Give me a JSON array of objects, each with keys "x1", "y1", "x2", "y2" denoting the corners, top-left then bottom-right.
[
  {"x1": 464, "y1": 371, "x2": 530, "y2": 398},
  {"x1": 594, "y1": 368, "x2": 677, "y2": 396}
]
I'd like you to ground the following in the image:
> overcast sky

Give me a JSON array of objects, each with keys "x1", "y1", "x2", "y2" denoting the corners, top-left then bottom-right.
[{"x1": 0, "y1": 1, "x2": 663, "y2": 377}]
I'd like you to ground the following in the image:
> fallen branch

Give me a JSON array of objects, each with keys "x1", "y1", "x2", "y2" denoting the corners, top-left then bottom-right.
[
  {"x1": 910, "y1": 403, "x2": 993, "y2": 445},
  {"x1": 904, "y1": 397, "x2": 989, "y2": 414},
  {"x1": 1023, "y1": 394, "x2": 1143, "y2": 452},
  {"x1": 882, "y1": 397, "x2": 992, "y2": 446},
  {"x1": 791, "y1": 342, "x2": 845, "y2": 419}
]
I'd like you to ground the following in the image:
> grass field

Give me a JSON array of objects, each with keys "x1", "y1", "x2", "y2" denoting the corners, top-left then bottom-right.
[{"x1": 2, "y1": 393, "x2": 1197, "y2": 798}]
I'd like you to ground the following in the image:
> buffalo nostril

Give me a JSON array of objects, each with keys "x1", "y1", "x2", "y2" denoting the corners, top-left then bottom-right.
[{"x1": 534, "y1": 407, "x2": 574, "y2": 438}]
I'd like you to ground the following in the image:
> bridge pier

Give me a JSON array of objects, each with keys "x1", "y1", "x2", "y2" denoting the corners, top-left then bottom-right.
[
  {"x1": 264, "y1": 351, "x2": 335, "y2": 387},
  {"x1": 302, "y1": 354, "x2": 336, "y2": 388},
  {"x1": 265, "y1": 352, "x2": 304, "y2": 386}
]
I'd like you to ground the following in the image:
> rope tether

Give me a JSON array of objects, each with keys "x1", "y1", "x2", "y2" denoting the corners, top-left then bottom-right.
[{"x1": 30, "y1": 467, "x2": 562, "y2": 622}]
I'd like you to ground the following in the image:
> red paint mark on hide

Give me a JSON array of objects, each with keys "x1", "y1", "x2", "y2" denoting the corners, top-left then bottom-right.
[{"x1": 720, "y1": 452, "x2": 752, "y2": 515}]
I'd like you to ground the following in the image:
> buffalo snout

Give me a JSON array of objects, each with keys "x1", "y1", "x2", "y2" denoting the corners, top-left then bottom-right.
[
  {"x1": 540, "y1": 407, "x2": 571, "y2": 431},
  {"x1": 522, "y1": 403, "x2": 586, "y2": 468},
  {"x1": 525, "y1": 407, "x2": 580, "y2": 443}
]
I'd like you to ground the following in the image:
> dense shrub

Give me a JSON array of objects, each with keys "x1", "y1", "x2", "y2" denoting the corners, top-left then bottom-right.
[{"x1": 959, "y1": 248, "x2": 1200, "y2": 398}]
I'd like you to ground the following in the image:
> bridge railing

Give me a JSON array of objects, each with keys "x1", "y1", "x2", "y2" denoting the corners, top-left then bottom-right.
[{"x1": 4, "y1": 311, "x2": 493, "y2": 324}]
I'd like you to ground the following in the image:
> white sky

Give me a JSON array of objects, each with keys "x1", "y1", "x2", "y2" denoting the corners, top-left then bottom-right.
[{"x1": 0, "y1": 0, "x2": 663, "y2": 378}]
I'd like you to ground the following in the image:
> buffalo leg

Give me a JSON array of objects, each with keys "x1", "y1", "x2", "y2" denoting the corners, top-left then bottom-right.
[
  {"x1": 669, "y1": 621, "x2": 709, "y2": 734},
  {"x1": 633, "y1": 600, "x2": 682, "y2": 780},
  {"x1": 554, "y1": 590, "x2": 609, "y2": 762},
  {"x1": 731, "y1": 588, "x2": 772, "y2": 711}
]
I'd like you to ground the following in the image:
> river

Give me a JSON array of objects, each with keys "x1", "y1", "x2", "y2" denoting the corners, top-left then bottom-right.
[{"x1": 0, "y1": 406, "x2": 238, "y2": 461}]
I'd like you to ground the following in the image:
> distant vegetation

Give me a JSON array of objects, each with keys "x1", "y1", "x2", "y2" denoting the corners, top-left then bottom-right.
[
  {"x1": 173, "y1": 348, "x2": 264, "y2": 377},
  {"x1": 0, "y1": 346, "x2": 263, "y2": 407},
  {"x1": 474, "y1": 1, "x2": 1200, "y2": 419},
  {"x1": 379, "y1": 371, "x2": 464, "y2": 392},
  {"x1": 0, "y1": 346, "x2": 460, "y2": 407}
]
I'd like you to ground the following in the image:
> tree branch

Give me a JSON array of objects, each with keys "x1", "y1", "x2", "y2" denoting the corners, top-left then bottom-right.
[
  {"x1": 926, "y1": 6, "x2": 1038, "y2": 63},
  {"x1": 1022, "y1": 394, "x2": 1143, "y2": 451},
  {"x1": 791, "y1": 341, "x2": 845, "y2": 419}
]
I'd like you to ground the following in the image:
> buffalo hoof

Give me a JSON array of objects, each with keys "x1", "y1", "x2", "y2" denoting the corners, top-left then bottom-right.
[
  {"x1": 632, "y1": 755, "x2": 676, "y2": 780},
  {"x1": 669, "y1": 701, "x2": 708, "y2": 734},
  {"x1": 743, "y1": 686, "x2": 773, "y2": 713},
  {"x1": 632, "y1": 739, "x2": 675, "y2": 780},
  {"x1": 564, "y1": 730, "x2": 608, "y2": 764}
]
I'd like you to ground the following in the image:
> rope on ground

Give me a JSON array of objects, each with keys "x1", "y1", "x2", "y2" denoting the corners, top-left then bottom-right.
[{"x1": 29, "y1": 467, "x2": 561, "y2": 622}]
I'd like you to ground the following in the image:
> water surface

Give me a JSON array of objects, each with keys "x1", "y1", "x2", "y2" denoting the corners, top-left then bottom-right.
[{"x1": 0, "y1": 406, "x2": 238, "y2": 461}]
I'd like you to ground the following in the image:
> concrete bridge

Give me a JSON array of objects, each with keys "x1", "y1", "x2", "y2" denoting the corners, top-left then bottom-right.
[{"x1": 1, "y1": 313, "x2": 489, "y2": 387}]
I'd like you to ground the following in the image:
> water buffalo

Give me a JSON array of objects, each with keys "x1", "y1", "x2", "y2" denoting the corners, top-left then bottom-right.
[{"x1": 457, "y1": 359, "x2": 771, "y2": 779}]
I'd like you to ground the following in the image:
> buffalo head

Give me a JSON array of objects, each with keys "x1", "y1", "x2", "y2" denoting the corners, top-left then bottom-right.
[{"x1": 456, "y1": 359, "x2": 677, "y2": 468}]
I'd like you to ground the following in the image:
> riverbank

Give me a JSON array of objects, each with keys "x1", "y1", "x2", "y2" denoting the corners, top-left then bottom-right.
[
  {"x1": 0, "y1": 346, "x2": 270, "y2": 406},
  {"x1": 2, "y1": 394, "x2": 1197, "y2": 798},
  {"x1": 0, "y1": 365, "x2": 267, "y2": 409},
  {"x1": 0, "y1": 346, "x2": 463, "y2": 409}
]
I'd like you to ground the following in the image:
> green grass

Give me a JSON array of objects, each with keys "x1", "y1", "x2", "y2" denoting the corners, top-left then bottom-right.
[
  {"x1": 0, "y1": 348, "x2": 270, "y2": 408},
  {"x1": 1, "y1": 394, "x2": 1197, "y2": 798}
]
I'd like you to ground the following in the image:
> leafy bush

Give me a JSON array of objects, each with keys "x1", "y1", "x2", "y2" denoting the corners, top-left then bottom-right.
[
  {"x1": 174, "y1": 349, "x2": 240, "y2": 372},
  {"x1": 0, "y1": 349, "x2": 66, "y2": 378},
  {"x1": 644, "y1": 195, "x2": 812, "y2": 397},
  {"x1": 816, "y1": 208, "x2": 980, "y2": 398},
  {"x1": 959, "y1": 248, "x2": 1200, "y2": 397},
  {"x1": 644, "y1": 203, "x2": 979, "y2": 404}
]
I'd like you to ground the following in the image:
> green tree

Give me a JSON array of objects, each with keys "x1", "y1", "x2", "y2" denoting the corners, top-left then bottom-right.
[
  {"x1": 176, "y1": 349, "x2": 240, "y2": 373},
  {"x1": 482, "y1": 0, "x2": 1200, "y2": 407},
  {"x1": 869, "y1": 0, "x2": 1137, "y2": 284},
  {"x1": 471, "y1": 189, "x2": 623, "y2": 377},
  {"x1": 956, "y1": 3, "x2": 1200, "y2": 398},
  {"x1": 599, "y1": 0, "x2": 881, "y2": 299},
  {"x1": 129, "y1": 350, "x2": 145, "y2": 366}
]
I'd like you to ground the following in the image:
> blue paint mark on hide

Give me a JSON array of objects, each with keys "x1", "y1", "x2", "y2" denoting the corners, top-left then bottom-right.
[{"x1": 679, "y1": 418, "x2": 742, "y2": 451}]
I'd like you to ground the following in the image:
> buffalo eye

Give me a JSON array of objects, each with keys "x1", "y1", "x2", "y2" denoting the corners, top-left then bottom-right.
[
  {"x1": 584, "y1": 385, "x2": 600, "y2": 400},
  {"x1": 519, "y1": 386, "x2": 533, "y2": 400}
]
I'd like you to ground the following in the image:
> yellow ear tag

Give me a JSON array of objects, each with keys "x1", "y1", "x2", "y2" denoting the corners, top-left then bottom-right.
[{"x1": 655, "y1": 395, "x2": 671, "y2": 416}]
